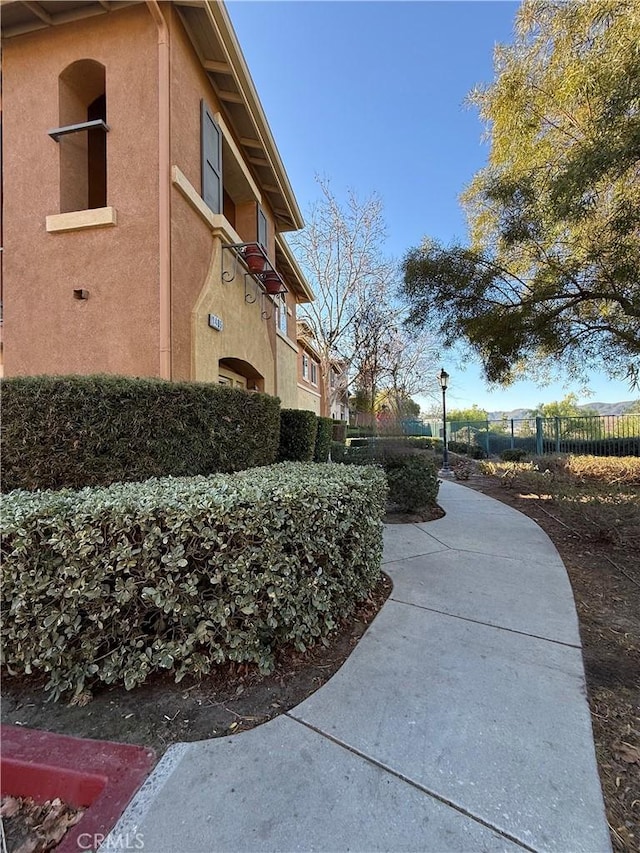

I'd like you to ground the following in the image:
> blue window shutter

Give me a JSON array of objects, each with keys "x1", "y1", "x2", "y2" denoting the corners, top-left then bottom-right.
[{"x1": 201, "y1": 100, "x2": 222, "y2": 214}]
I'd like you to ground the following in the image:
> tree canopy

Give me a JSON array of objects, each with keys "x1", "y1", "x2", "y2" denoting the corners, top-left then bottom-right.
[
  {"x1": 528, "y1": 393, "x2": 598, "y2": 419},
  {"x1": 447, "y1": 404, "x2": 490, "y2": 424},
  {"x1": 402, "y1": 0, "x2": 640, "y2": 386}
]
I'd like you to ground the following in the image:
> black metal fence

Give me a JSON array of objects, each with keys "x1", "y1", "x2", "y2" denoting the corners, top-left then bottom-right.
[{"x1": 418, "y1": 415, "x2": 640, "y2": 458}]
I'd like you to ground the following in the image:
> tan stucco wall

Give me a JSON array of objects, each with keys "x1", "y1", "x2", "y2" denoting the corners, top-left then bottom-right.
[
  {"x1": 297, "y1": 385, "x2": 321, "y2": 415},
  {"x1": 167, "y1": 8, "x2": 279, "y2": 388},
  {"x1": 2, "y1": 6, "x2": 161, "y2": 377},
  {"x1": 275, "y1": 334, "x2": 299, "y2": 408},
  {"x1": 191, "y1": 236, "x2": 276, "y2": 393}
]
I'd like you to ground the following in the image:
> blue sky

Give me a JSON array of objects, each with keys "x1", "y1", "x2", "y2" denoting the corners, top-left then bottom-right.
[{"x1": 226, "y1": 0, "x2": 637, "y2": 413}]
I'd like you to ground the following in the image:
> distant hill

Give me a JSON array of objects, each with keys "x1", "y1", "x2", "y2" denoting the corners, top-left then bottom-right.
[
  {"x1": 582, "y1": 401, "x2": 637, "y2": 416},
  {"x1": 488, "y1": 401, "x2": 637, "y2": 420}
]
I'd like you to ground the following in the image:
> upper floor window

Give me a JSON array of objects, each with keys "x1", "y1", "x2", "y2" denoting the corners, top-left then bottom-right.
[
  {"x1": 277, "y1": 295, "x2": 288, "y2": 335},
  {"x1": 310, "y1": 362, "x2": 318, "y2": 385},
  {"x1": 201, "y1": 100, "x2": 222, "y2": 214},
  {"x1": 257, "y1": 206, "x2": 268, "y2": 249},
  {"x1": 56, "y1": 60, "x2": 107, "y2": 213},
  {"x1": 302, "y1": 353, "x2": 309, "y2": 379}
]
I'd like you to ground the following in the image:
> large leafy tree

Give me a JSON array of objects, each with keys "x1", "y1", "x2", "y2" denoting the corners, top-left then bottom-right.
[{"x1": 402, "y1": 0, "x2": 640, "y2": 386}]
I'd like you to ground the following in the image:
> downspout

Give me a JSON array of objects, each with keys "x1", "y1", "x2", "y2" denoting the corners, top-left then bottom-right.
[{"x1": 146, "y1": 0, "x2": 172, "y2": 379}]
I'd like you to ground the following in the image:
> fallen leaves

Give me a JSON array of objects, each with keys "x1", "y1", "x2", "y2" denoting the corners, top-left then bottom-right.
[
  {"x1": 1, "y1": 795, "x2": 85, "y2": 852},
  {"x1": 615, "y1": 742, "x2": 640, "y2": 764}
]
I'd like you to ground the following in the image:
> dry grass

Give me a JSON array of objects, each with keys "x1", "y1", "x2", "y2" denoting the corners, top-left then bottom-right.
[{"x1": 477, "y1": 455, "x2": 640, "y2": 552}]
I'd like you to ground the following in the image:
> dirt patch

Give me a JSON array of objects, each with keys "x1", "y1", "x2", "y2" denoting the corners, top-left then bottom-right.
[
  {"x1": 2, "y1": 574, "x2": 392, "y2": 759},
  {"x1": 384, "y1": 504, "x2": 445, "y2": 524},
  {"x1": 461, "y1": 473, "x2": 640, "y2": 853}
]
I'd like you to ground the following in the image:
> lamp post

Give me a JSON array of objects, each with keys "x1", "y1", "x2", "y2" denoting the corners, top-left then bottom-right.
[{"x1": 439, "y1": 368, "x2": 449, "y2": 471}]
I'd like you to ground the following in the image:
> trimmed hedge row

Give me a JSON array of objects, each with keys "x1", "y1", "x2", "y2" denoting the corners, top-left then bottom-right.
[
  {"x1": 314, "y1": 417, "x2": 334, "y2": 462},
  {"x1": 1, "y1": 375, "x2": 281, "y2": 492},
  {"x1": 279, "y1": 409, "x2": 318, "y2": 461},
  {"x1": 1, "y1": 463, "x2": 387, "y2": 700},
  {"x1": 333, "y1": 439, "x2": 440, "y2": 512}
]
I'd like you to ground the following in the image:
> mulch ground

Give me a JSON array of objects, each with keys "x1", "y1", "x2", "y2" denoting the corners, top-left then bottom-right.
[{"x1": 459, "y1": 473, "x2": 640, "y2": 853}]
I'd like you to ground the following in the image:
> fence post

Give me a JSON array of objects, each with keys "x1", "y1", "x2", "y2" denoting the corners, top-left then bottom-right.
[
  {"x1": 486, "y1": 419, "x2": 490, "y2": 456},
  {"x1": 536, "y1": 417, "x2": 543, "y2": 456},
  {"x1": 554, "y1": 417, "x2": 560, "y2": 454},
  {"x1": 510, "y1": 419, "x2": 515, "y2": 450}
]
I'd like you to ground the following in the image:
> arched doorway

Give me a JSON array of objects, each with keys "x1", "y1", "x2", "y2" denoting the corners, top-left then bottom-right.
[{"x1": 218, "y1": 357, "x2": 264, "y2": 392}]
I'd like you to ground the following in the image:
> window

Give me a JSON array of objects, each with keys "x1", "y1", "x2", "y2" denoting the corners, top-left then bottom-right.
[
  {"x1": 277, "y1": 296, "x2": 288, "y2": 334},
  {"x1": 310, "y1": 362, "x2": 318, "y2": 385},
  {"x1": 257, "y1": 206, "x2": 268, "y2": 249},
  {"x1": 56, "y1": 60, "x2": 107, "y2": 213},
  {"x1": 302, "y1": 354, "x2": 309, "y2": 379},
  {"x1": 218, "y1": 375, "x2": 231, "y2": 385},
  {"x1": 201, "y1": 101, "x2": 222, "y2": 214}
]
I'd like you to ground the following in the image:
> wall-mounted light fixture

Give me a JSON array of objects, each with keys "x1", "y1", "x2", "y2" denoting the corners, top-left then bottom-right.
[{"x1": 73, "y1": 289, "x2": 90, "y2": 300}]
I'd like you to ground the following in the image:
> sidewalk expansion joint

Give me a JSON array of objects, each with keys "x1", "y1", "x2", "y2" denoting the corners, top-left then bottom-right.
[
  {"x1": 390, "y1": 597, "x2": 582, "y2": 649},
  {"x1": 285, "y1": 712, "x2": 537, "y2": 853},
  {"x1": 382, "y1": 548, "x2": 448, "y2": 565}
]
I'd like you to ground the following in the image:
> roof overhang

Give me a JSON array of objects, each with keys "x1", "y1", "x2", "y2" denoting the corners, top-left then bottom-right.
[{"x1": 1, "y1": 0, "x2": 304, "y2": 234}]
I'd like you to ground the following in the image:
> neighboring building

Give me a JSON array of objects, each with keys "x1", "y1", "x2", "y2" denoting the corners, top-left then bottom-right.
[
  {"x1": 0, "y1": 0, "x2": 314, "y2": 406},
  {"x1": 296, "y1": 320, "x2": 349, "y2": 420}
]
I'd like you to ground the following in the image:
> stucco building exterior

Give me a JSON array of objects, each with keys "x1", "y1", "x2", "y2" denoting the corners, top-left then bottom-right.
[
  {"x1": 0, "y1": 0, "x2": 314, "y2": 407},
  {"x1": 296, "y1": 320, "x2": 349, "y2": 420}
]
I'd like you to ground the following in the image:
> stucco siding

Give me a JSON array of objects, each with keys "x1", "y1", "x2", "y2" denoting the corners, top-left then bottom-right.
[
  {"x1": 275, "y1": 334, "x2": 299, "y2": 408},
  {"x1": 2, "y1": 6, "x2": 160, "y2": 377}
]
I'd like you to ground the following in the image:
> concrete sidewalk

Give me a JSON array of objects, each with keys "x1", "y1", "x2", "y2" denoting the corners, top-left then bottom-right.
[{"x1": 109, "y1": 481, "x2": 611, "y2": 853}]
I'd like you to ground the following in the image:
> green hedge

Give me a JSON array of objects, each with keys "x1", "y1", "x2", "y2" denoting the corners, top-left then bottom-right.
[
  {"x1": 1, "y1": 463, "x2": 387, "y2": 700},
  {"x1": 334, "y1": 439, "x2": 440, "y2": 512},
  {"x1": 1, "y1": 375, "x2": 281, "y2": 492},
  {"x1": 332, "y1": 420, "x2": 347, "y2": 444},
  {"x1": 407, "y1": 436, "x2": 443, "y2": 452},
  {"x1": 279, "y1": 409, "x2": 318, "y2": 461},
  {"x1": 314, "y1": 417, "x2": 334, "y2": 462}
]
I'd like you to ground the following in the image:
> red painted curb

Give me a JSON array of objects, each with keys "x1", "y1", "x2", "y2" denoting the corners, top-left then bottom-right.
[{"x1": 1, "y1": 725, "x2": 155, "y2": 852}]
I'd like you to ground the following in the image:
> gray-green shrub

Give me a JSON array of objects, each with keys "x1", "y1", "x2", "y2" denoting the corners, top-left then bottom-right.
[
  {"x1": 1, "y1": 463, "x2": 387, "y2": 700},
  {"x1": 1, "y1": 375, "x2": 281, "y2": 492},
  {"x1": 278, "y1": 409, "x2": 318, "y2": 461}
]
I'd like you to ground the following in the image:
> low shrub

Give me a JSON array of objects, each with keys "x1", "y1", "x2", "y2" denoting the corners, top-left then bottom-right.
[
  {"x1": 330, "y1": 441, "x2": 348, "y2": 461},
  {"x1": 1, "y1": 463, "x2": 387, "y2": 700},
  {"x1": 448, "y1": 440, "x2": 469, "y2": 455},
  {"x1": 279, "y1": 409, "x2": 318, "y2": 461},
  {"x1": 384, "y1": 454, "x2": 440, "y2": 512},
  {"x1": 1, "y1": 375, "x2": 281, "y2": 492},
  {"x1": 332, "y1": 421, "x2": 347, "y2": 443},
  {"x1": 335, "y1": 438, "x2": 440, "y2": 512},
  {"x1": 501, "y1": 448, "x2": 529, "y2": 462},
  {"x1": 407, "y1": 436, "x2": 443, "y2": 452},
  {"x1": 314, "y1": 417, "x2": 334, "y2": 462},
  {"x1": 347, "y1": 427, "x2": 375, "y2": 439},
  {"x1": 347, "y1": 437, "x2": 370, "y2": 448},
  {"x1": 467, "y1": 445, "x2": 487, "y2": 460}
]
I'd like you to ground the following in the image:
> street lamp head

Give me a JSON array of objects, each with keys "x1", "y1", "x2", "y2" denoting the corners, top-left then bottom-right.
[{"x1": 439, "y1": 368, "x2": 449, "y2": 391}]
